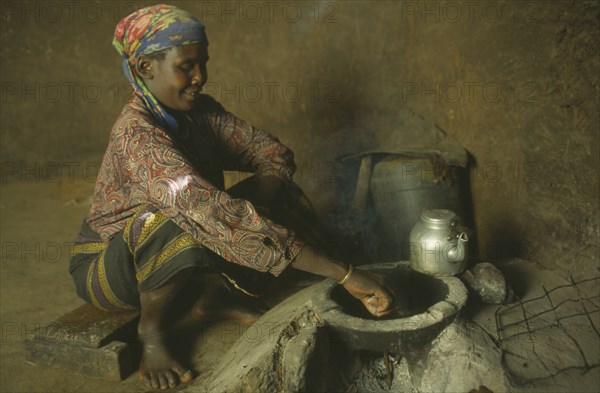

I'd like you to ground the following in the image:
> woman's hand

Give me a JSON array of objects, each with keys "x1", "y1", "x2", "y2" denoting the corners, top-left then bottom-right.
[
  {"x1": 343, "y1": 270, "x2": 395, "y2": 318},
  {"x1": 290, "y1": 246, "x2": 395, "y2": 318}
]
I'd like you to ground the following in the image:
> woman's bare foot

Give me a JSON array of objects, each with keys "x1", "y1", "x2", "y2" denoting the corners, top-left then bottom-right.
[
  {"x1": 137, "y1": 271, "x2": 194, "y2": 390},
  {"x1": 138, "y1": 333, "x2": 193, "y2": 390}
]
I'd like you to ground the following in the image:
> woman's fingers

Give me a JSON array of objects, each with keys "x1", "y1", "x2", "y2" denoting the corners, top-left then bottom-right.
[
  {"x1": 362, "y1": 293, "x2": 393, "y2": 317},
  {"x1": 343, "y1": 270, "x2": 396, "y2": 317}
]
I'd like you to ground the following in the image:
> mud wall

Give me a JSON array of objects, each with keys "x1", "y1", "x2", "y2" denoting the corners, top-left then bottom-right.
[{"x1": 1, "y1": 1, "x2": 598, "y2": 275}]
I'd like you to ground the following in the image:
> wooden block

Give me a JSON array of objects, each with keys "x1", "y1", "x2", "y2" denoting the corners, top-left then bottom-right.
[{"x1": 24, "y1": 303, "x2": 140, "y2": 381}]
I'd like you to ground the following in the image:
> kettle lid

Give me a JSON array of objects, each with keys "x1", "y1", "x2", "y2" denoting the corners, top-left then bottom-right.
[{"x1": 421, "y1": 209, "x2": 457, "y2": 224}]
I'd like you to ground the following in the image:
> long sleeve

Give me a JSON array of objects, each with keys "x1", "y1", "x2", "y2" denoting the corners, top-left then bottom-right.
[
  {"x1": 197, "y1": 100, "x2": 297, "y2": 180},
  {"x1": 119, "y1": 116, "x2": 303, "y2": 276}
]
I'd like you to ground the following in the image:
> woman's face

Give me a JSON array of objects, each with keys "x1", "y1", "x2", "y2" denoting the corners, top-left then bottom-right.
[{"x1": 140, "y1": 43, "x2": 209, "y2": 112}]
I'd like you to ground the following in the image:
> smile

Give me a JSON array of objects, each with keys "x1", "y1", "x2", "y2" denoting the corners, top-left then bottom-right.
[{"x1": 183, "y1": 90, "x2": 201, "y2": 98}]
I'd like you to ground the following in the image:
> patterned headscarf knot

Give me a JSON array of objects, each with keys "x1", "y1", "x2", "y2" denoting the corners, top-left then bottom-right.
[{"x1": 113, "y1": 4, "x2": 208, "y2": 131}]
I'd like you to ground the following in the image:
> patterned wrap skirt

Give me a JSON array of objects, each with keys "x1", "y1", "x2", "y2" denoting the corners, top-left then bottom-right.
[{"x1": 69, "y1": 177, "x2": 334, "y2": 311}]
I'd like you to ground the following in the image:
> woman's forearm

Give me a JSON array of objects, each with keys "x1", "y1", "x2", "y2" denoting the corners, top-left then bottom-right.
[
  {"x1": 291, "y1": 245, "x2": 394, "y2": 317},
  {"x1": 290, "y1": 245, "x2": 348, "y2": 282}
]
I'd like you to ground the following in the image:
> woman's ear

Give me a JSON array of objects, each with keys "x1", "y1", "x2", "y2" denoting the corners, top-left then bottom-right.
[{"x1": 135, "y1": 56, "x2": 153, "y2": 80}]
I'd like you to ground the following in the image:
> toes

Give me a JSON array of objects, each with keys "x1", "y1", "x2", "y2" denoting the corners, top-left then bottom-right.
[
  {"x1": 158, "y1": 374, "x2": 169, "y2": 390},
  {"x1": 165, "y1": 370, "x2": 178, "y2": 388},
  {"x1": 140, "y1": 371, "x2": 152, "y2": 388},
  {"x1": 180, "y1": 370, "x2": 193, "y2": 383},
  {"x1": 140, "y1": 369, "x2": 184, "y2": 390},
  {"x1": 173, "y1": 366, "x2": 193, "y2": 383},
  {"x1": 150, "y1": 372, "x2": 160, "y2": 389}
]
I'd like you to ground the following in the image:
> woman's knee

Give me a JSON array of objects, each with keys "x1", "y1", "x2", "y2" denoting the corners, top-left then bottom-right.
[{"x1": 124, "y1": 204, "x2": 171, "y2": 252}]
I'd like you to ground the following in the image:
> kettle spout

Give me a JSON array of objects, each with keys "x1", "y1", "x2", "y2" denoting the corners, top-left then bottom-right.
[{"x1": 447, "y1": 232, "x2": 469, "y2": 262}]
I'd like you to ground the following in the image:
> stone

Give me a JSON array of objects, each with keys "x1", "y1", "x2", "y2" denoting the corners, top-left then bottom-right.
[{"x1": 462, "y1": 262, "x2": 512, "y2": 304}]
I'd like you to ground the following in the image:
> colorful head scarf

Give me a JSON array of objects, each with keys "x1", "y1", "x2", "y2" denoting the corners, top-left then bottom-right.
[{"x1": 113, "y1": 4, "x2": 208, "y2": 131}]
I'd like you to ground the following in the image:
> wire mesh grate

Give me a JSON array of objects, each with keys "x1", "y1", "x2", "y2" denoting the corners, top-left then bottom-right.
[{"x1": 495, "y1": 267, "x2": 600, "y2": 384}]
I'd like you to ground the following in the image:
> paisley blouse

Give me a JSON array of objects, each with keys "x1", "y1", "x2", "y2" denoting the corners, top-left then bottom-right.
[{"x1": 85, "y1": 91, "x2": 304, "y2": 276}]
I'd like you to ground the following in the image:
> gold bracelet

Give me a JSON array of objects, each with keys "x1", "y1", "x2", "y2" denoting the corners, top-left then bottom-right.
[{"x1": 338, "y1": 264, "x2": 354, "y2": 285}]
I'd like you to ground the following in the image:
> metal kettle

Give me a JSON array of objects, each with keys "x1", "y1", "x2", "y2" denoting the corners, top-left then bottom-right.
[{"x1": 409, "y1": 209, "x2": 470, "y2": 276}]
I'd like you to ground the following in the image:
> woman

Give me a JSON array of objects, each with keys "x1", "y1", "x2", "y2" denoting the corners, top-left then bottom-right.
[{"x1": 69, "y1": 4, "x2": 393, "y2": 390}]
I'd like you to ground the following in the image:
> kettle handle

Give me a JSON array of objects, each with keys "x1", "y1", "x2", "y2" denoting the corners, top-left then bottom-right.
[{"x1": 447, "y1": 232, "x2": 469, "y2": 262}]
